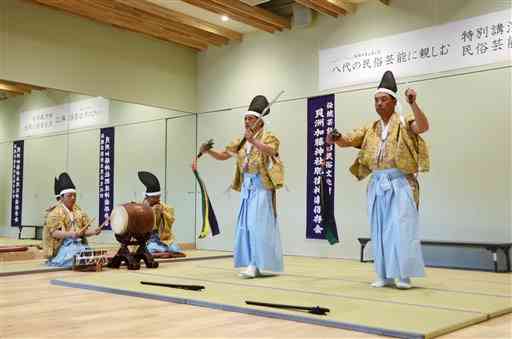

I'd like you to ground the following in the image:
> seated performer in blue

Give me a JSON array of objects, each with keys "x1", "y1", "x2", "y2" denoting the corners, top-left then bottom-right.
[
  {"x1": 44, "y1": 172, "x2": 102, "y2": 267},
  {"x1": 194, "y1": 95, "x2": 285, "y2": 278},
  {"x1": 327, "y1": 71, "x2": 430, "y2": 289},
  {"x1": 138, "y1": 171, "x2": 182, "y2": 254}
]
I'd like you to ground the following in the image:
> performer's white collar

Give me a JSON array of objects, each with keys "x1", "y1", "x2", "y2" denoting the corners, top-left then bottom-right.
[
  {"x1": 62, "y1": 203, "x2": 75, "y2": 222},
  {"x1": 376, "y1": 111, "x2": 395, "y2": 163},
  {"x1": 245, "y1": 141, "x2": 253, "y2": 154},
  {"x1": 243, "y1": 128, "x2": 264, "y2": 169},
  {"x1": 145, "y1": 191, "x2": 161, "y2": 197},
  {"x1": 379, "y1": 119, "x2": 391, "y2": 141}
]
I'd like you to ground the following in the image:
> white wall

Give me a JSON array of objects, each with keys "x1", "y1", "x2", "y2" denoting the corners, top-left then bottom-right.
[
  {"x1": 195, "y1": 0, "x2": 511, "y2": 268},
  {"x1": 166, "y1": 116, "x2": 197, "y2": 244},
  {"x1": 68, "y1": 129, "x2": 100, "y2": 235},
  {"x1": 0, "y1": 0, "x2": 197, "y2": 112},
  {"x1": 0, "y1": 0, "x2": 510, "y2": 270},
  {"x1": 0, "y1": 0, "x2": 198, "y2": 241},
  {"x1": 197, "y1": 0, "x2": 510, "y2": 112},
  {"x1": 0, "y1": 143, "x2": 12, "y2": 237},
  {"x1": 22, "y1": 135, "x2": 67, "y2": 225},
  {"x1": 196, "y1": 108, "x2": 246, "y2": 251},
  {"x1": 0, "y1": 90, "x2": 197, "y2": 245}
]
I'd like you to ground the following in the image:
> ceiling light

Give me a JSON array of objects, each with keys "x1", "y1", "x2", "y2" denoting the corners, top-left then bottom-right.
[{"x1": 221, "y1": 15, "x2": 229, "y2": 22}]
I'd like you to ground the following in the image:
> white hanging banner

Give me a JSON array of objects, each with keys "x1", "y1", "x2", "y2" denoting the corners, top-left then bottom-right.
[
  {"x1": 19, "y1": 97, "x2": 110, "y2": 137},
  {"x1": 319, "y1": 9, "x2": 512, "y2": 91}
]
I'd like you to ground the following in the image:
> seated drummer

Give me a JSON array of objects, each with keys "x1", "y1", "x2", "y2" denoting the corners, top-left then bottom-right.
[
  {"x1": 138, "y1": 171, "x2": 183, "y2": 254},
  {"x1": 44, "y1": 172, "x2": 102, "y2": 267}
]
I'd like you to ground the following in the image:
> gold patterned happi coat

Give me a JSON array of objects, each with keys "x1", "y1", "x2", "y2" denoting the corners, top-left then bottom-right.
[
  {"x1": 345, "y1": 113, "x2": 430, "y2": 206},
  {"x1": 43, "y1": 204, "x2": 90, "y2": 258},
  {"x1": 150, "y1": 202, "x2": 176, "y2": 245},
  {"x1": 225, "y1": 130, "x2": 284, "y2": 192}
]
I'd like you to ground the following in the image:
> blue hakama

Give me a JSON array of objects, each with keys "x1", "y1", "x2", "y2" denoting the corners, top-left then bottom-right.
[
  {"x1": 146, "y1": 231, "x2": 182, "y2": 253},
  {"x1": 234, "y1": 173, "x2": 283, "y2": 272},
  {"x1": 368, "y1": 168, "x2": 425, "y2": 280},
  {"x1": 47, "y1": 238, "x2": 90, "y2": 268}
]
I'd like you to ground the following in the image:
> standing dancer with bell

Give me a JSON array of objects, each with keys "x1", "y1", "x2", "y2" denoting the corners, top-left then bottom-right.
[
  {"x1": 193, "y1": 94, "x2": 285, "y2": 278},
  {"x1": 327, "y1": 71, "x2": 430, "y2": 289}
]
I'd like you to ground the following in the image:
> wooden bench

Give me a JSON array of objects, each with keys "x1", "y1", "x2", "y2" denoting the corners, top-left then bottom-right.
[
  {"x1": 358, "y1": 237, "x2": 512, "y2": 273},
  {"x1": 17, "y1": 225, "x2": 43, "y2": 240}
]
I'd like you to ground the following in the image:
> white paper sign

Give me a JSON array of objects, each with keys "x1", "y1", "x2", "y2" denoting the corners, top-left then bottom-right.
[
  {"x1": 319, "y1": 9, "x2": 512, "y2": 91},
  {"x1": 20, "y1": 97, "x2": 110, "y2": 136}
]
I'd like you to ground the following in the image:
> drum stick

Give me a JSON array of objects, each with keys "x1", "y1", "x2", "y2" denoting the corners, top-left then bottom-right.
[
  {"x1": 77, "y1": 217, "x2": 96, "y2": 236},
  {"x1": 99, "y1": 216, "x2": 111, "y2": 230}
]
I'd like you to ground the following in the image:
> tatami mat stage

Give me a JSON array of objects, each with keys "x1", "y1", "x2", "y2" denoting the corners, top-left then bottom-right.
[{"x1": 51, "y1": 255, "x2": 512, "y2": 339}]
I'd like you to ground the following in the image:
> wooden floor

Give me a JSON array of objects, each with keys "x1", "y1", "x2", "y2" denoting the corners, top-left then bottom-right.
[{"x1": 1, "y1": 271, "x2": 510, "y2": 339}]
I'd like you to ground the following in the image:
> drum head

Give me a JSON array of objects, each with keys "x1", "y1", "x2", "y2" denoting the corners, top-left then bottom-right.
[{"x1": 110, "y1": 205, "x2": 128, "y2": 235}]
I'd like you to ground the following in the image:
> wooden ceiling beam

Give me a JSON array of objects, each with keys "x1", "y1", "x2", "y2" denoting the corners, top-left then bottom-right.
[
  {"x1": 115, "y1": 0, "x2": 242, "y2": 42},
  {"x1": 181, "y1": 0, "x2": 278, "y2": 33},
  {"x1": 295, "y1": 0, "x2": 339, "y2": 17},
  {"x1": 0, "y1": 82, "x2": 29, "y2": 95},
  {"x1": 326, "y1": 0, "x2": 356, "y2": 14},
  {"x1": 86, "y1": 0, "x2": 212, "y2": 47},
  {"x1": 208, "y1": 0, "x2": 290, "y2": 30},
  {"x1": 104, "y1": 0, "x2": 227, "y2": 46},
  {"x1": 31, "y1": 0, "x2": 208, "y2": 50},
  {"x1": 0, "y1": 80, "x2": 46, "y2": 92},
  {"x1": 312, "y1": 0, "x2": 347, "y2": 16}
]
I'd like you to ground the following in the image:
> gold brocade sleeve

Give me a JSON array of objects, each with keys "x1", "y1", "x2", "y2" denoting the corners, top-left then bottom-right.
[
  {"x1": 344, "y1": 126, "x2": 368, "y2": 149},
  {"x1": 45, "y1": 208, "x2": 65, "y2": 234},
  {"x1": 43, "y1": 207, "x2": 66, "y2": 258},
  {"x1": 404, "y1": 114, "x2": 430, "y2": 173},
  {"x1": 225, "y1": 138, "x2": 242, "y2": 155},
  {"x1": 157, "y1": 203, "x2": 176, "y2": 245},
  {"x1": 262, "y1": 133, "x2": 280, "y2": 155}
]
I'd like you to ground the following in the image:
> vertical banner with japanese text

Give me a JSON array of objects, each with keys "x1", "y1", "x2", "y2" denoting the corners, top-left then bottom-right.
[
  {"x1": 11, "y1": 141, "x2": 24, "y2": 227},
  {"x1": 99, "y1": 127, "x2": 114, "y2": 229},
  {"x1": 306, "y1": 94, "x2": 338, "y2": 240}
]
